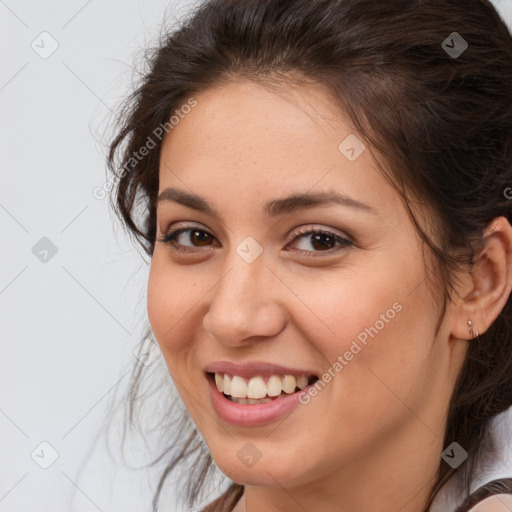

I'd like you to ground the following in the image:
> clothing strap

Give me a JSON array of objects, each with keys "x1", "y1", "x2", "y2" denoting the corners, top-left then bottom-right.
[{"x1": 454, "y1": 478, "x2": 512, "y2": 512}]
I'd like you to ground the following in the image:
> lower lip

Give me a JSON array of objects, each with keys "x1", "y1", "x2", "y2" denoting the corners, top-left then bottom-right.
[{"x1": 207, "y1": 375, "x2": 308, "y2": 427}]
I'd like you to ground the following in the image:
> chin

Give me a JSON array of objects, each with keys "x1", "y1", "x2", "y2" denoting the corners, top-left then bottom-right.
[{"x1": 209, "y1": 444, "x2": 316, "y2": 488}]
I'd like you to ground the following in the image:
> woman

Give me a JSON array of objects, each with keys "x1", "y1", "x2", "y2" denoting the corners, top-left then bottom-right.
[{"x1": 107, "y1": 0, "x2": 512, "y2": 510}]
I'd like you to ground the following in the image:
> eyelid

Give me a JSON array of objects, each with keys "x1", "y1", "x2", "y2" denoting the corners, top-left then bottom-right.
[
  {"x1": 162, "y1": 220, "x2": 208, "y2": 233},
  {"x1": 286, "y1": 224, "x2": 352, "y2": 244},
  {"x1": 158, "y1": 221, "x2": 211, "y2": 241},
  {"x1": 158, "y1": 221, "x2": 353, "y2": 255},
  {"x1": 157, "y1": 222, "x2": 216, "y2": 250},
  {"x1": 160, "y1": 221, "x2": 350, "y2": 240}
]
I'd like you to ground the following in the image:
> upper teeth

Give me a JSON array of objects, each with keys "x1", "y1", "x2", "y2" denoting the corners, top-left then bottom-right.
[{"x1": 214, "y1": 373, "x2": 309, "y2": 399}]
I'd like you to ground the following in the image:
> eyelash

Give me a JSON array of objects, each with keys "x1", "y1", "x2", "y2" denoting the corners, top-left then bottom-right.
[{"x1": 157, "y1": 224, "x2": 353, "y2": 257}]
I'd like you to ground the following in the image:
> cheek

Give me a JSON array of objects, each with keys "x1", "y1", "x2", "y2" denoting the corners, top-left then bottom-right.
[
  {"x1": 146, "y1": 256, "x2": 198, "y2": 360},
  {"x1": 146, "y1": 259, "x2": 169, "y2": 342},
  {"x1": 146, "y1": 257, "x2": 208, "y2": 418},
  {"x1": 289, "y1": 264, "x2": 421, "y2": 359},
  {"x1": 291, "y1": 260, "x2": 437, "y2": 426}
]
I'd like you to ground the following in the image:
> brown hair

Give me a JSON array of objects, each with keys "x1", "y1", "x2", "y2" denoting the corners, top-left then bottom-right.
[
  {"x1": 455, "y1": 478, "x2": 512, "y2": 512},
  {"x1": 106, "y1": 0, "x2": 512, "y2": 510}
]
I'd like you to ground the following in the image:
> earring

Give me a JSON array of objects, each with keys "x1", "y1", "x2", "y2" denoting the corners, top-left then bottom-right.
[{"x1": 468, "y1": 319, "x2": 480, "y2": 339}]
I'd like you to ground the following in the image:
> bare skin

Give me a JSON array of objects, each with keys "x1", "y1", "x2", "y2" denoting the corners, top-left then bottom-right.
[
  {"x1": 147, "y1": 79, "x2": 512, "y2": 512},
  {"x1": 470, "y1": 495, "x2": 512, "y2": 512}
]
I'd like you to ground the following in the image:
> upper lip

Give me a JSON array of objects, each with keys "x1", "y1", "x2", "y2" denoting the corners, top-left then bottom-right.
[{"x1": 204, "y1": 360, "x2": 318, "y2": 379}]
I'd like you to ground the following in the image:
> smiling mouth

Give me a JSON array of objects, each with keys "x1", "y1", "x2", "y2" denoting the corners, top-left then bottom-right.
[{"x1": 207, "y1": 372, "x2": 319, "y2": 404}]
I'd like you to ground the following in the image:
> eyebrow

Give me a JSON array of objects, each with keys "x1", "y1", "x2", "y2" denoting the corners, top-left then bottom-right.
[{"x1": 157, "y1": 187, "x2": 377, "y2": 217}]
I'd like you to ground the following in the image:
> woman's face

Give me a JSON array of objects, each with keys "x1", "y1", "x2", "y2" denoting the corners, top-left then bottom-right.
[{"x1": 147, "y1": 79, "x2": 467, "y2": 498}]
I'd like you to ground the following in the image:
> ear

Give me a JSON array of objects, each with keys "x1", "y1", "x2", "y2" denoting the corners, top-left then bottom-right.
[{"x1": 451, "y1": 216, "x2": 512, "y2": 341}]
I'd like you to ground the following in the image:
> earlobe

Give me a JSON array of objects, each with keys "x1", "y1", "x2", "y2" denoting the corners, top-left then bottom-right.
[
  {"x1": 451, "y1": 216, "x2": 512, "y2": 341},
  {"x1": 467, "y1": 319, "x2": 479, "y2": 340}
]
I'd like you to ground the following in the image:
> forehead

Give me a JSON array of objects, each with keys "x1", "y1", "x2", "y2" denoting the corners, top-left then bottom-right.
[{"x1": 158, "y1": 79, "x2": 390, "y2": 214}]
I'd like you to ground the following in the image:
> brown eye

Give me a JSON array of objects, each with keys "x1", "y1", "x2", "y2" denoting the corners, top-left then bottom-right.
[
  {"x1": 309, "y1": 233, "x2": 337, "y2": 251},
  {"x1": 188, "y1": 229, "x2": 212, "y2": 246},
  {"x1": 287, "y1": 227, "x2": 352, "y2": 256},
  {"x1": 158, "y1": 227, "x2": 216, "y2": 249}
]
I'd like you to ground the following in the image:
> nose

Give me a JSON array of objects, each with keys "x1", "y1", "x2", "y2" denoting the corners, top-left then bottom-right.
[{"x1": 202, "y1": 257, "x2": 287, "y2": 347}]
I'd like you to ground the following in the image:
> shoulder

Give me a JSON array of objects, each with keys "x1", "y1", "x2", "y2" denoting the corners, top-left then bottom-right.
[
  {"x1": 455, "y1": 478, "x2": 512, "y2": 512},
  {"x1": 468, "y1": 494, "x2": 512, "y2": 511}
]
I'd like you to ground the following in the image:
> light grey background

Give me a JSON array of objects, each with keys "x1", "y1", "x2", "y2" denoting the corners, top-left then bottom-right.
[{"x1": 1, "y1": 1, "x2": 512, "y2": 511}]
